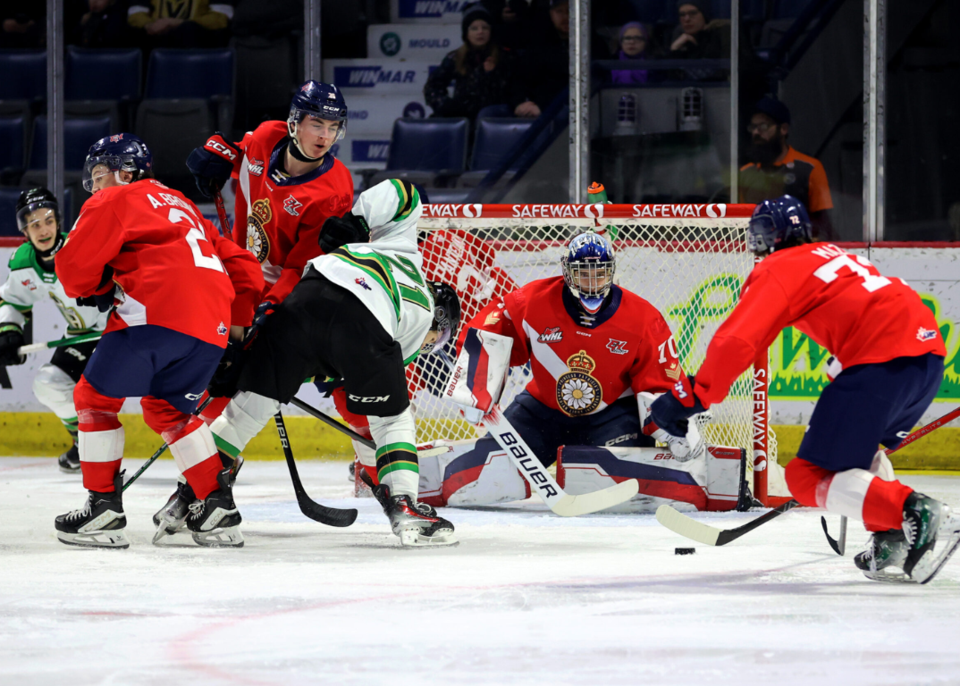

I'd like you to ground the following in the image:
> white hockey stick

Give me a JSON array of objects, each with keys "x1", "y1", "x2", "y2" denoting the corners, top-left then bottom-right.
[{"x1": 482, "y1": 407, "x2": 640, "y2": 516}]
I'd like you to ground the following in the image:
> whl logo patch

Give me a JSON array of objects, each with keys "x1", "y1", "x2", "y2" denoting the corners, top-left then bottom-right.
[
  {"x1": 917, "y1": 327, "x2": 937, "y2": 342},
  {"x1": 538, "y1": 327, "x2": 563, "y2": 343}
]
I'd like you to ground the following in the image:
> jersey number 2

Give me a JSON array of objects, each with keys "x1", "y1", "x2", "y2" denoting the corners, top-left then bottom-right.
[{"x1": 168, "y1": 208, "x2": 225, "y2": 273}]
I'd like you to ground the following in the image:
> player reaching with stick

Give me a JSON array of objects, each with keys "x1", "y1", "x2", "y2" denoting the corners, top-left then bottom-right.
[
  {"x1": 52, "y1": 134, "x2": 263, "y2": 549},
  {"x1": 651, "y1": 195, "x2": 959, "y2": 583},
  {"x1": 209, "y1": 179, "x2": 462, "y2": 547},
  {"x1": 0, "y1": 188, "x2": 108, "y2": 472}
]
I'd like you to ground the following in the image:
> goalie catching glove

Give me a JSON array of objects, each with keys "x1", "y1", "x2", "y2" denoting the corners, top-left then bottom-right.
[
  {"x1": 638, "y1": 391, "x2": 706, "y2": 462},
  {"x1": 649, "y1": 375, "x2": 708, "y2": 443}
]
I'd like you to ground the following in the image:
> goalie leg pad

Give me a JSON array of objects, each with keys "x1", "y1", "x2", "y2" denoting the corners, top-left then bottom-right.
[
  {"x1": 418, "y1": 436, "x2": 529, "y2": 507},
  {"x1": 557, "y1": 445, "x2": 746, "y2": 512}
]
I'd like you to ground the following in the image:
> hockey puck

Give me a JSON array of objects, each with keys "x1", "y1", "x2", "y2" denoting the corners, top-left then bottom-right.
[{"x1": 674, "y1": 547, "x2": 696, "y2": 555}]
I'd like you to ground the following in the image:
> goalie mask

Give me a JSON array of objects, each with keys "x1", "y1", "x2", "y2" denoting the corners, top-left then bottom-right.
[
  {"x1": 82, "y1": 133, "x2": 152, "y2": 193},
  {"x1": 287, "y1": 80, "x2": 348, "y2": 162},
  {"x1": 421, "y1": 282, "x2": 461, "y2": 355},
  {"x1": 747, "y1": 194, "x2": 813, "y2": 256},
  {"x1": 561, "y1": 231, "x2": 616, "y2": 314}
]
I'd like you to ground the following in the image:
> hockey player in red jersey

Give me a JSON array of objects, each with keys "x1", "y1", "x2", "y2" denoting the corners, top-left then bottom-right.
[
  {"x1": 652, "y1": 195, "x2": 959, "y2": 583},
  {"x1": 417, "y1": 231, "x2": 732, "y2": 511},
  {"x1": 53, "y1": 134, "x2": 264, "y2": 549}
]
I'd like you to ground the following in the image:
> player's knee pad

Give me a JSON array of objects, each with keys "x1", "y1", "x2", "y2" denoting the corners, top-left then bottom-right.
[
  {"x1": 74, "y1": 376, "x2": 123, "y2": 432},
  {"x1": 210, "y1": 390, "x2": 279, "y2": 456},
  {"x1": 557, "y1": 444, "x2": 746, "y2": 512},
  {"x1": 418, "y1": 438, "x2": 529, "y2": 508},
  {"x1": 32, "y1": 364, "x2": 78, "y2": 419}
]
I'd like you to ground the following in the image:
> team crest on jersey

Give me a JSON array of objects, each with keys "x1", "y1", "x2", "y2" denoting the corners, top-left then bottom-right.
[
  {"x1": 246, "y1": 199, "x2": 272, "y2": 263},
  {"x1": 283, "y1": 195, "x2": 302, "y2": 217},
  {"x1": 21, "y1": 278, "x2": 36, "y2": 291},
  {"x1": 917, "y1": 327, "x2": 937, "y2": 342},
  {"x1": 606, "y1": 338, "x2": 627, "y2": 355},
  {"x1": 217, "y1": 321, "x2": 228, "y2": 336},
  {"x1": 355, "y1": 277, "x2": 372, "y2": 291},
  {"x1": 556, "y1": 350, "x2": 602, "y2": 416},
  {"x1": 538, "y1": 326, "x2": 563, "y2": 343}
]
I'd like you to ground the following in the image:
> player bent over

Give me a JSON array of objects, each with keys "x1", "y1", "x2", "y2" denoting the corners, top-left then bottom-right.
[
  {"x1": 652, "y1": 195, "x2": 959, "y2": 583},
  {"x1": 209, "y1": 179, "x2": 463, "y2": 547},
  {"x1": 53, "y1": 134, "x2": 263, "y2": 549},
  {"x1": 419, "y1": 231, "x2": 731, "y2": 511},
  {"x1": 0, "y1": 188, "x2": 107, "y2": 472}
]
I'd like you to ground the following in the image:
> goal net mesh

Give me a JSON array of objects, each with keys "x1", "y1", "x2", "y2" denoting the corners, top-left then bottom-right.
[{"x1": 407, "y1": 208, "x2": 782, "y2": 497}]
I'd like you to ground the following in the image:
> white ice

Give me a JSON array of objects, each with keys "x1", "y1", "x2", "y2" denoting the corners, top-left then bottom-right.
[{"x1": 2, "y1": 457, "x2": 960, "y2": 686}]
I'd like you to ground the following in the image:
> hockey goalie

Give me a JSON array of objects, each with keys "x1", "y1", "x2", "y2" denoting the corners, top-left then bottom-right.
[{"x1": 418, "y1": 230, "x2": 750, "y2": 513}]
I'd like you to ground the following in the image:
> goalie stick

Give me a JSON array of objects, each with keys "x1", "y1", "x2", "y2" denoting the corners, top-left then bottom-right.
[
  {"x1": 661, "y1": 405, "x2": 960, "y2": 548},
  {"x1": 274, "y1": 410, "x2": 358, "y2": 527},
  {"x1": 821, "y1": 404, "x2": 960, "y2": 556},
  {"x1": 483, "y1": 406, "x2": 640, "y2": 516}
]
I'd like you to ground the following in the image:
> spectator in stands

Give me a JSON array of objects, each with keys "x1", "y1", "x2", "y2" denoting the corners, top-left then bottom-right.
[
  {"x1": 668, "y1": 1, "x2": 729, "y2": 80},
  {"x1": 423, "y1": 4, "x2": 516, "y2": 122},
  {"x1": 1, "y1": 2, "x2": 44, "y2": 48},
  {"x1": 476, "y1": 0, "x2": 532, "y2": 51},
  {"x1": 739, "y1": 98, "x2": 836, "y2": 239},
  {"x1": 611, "y1": 22, "x2": 651, "y2": 85},
  {"x1": 69, "y1": 0, "x2": 133, "y2": 48},
  {"x1": 509, "y1": 0, "x2": 569, "y2": 119},
  {"x1": 128, "y1": 0, "x2": 233, "y2": 49}
]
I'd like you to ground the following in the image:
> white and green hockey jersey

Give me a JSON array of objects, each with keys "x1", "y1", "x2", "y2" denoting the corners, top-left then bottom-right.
[
  {"x1": 0, "y1": 235, "x2": 108, "y2": 335},
  {"x1": 305, "y1": 179, "x2": 433, "y2": 365}
]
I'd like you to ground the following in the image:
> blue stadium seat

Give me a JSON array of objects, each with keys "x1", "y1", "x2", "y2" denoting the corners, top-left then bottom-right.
[
  {"x1": 470, "y1": 118, "x2": 534, "y2": 172},
  {"x1": 626, "y1": 0, "x2": 672, "y2": 23},
  {"x1": 0, "y1": 50, "x2": 46, "y2": 101},
  {"x1": 773, "y1": 0, "x2": 813, "y2": 19},
  {"x1": 66, "y1": 47, "x2": 142, "y2": 101},
  {"x1": 387, "y1": 118, "x2": 469, "y2": 173},
  {"x1": 0, "y1": 116, "x2": 26, "y2": 180},
  {"x1": 0, "y1": 187, "x2": 23, "y2": 236},
  {"x1": 28, "y1": 116, "x2": 112, "y2": 171},
  {"x1": 145, "y1": 49, "x2": 235, "y2": 99}
]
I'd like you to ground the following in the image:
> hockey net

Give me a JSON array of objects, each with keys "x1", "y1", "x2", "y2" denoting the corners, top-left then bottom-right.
[{"x1": 409, "y1": 203, "x2": 789, "y2": 505}]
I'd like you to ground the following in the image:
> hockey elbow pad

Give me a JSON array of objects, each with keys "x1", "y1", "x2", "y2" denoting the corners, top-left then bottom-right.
[{"x1": 319, "y1": 212, "x2": 370, "y2": 254}]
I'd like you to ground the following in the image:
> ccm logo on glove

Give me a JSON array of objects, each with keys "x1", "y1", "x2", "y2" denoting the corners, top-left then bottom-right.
[{"x1": 206, "y1": 139, "x2": 237, "y2": 161}]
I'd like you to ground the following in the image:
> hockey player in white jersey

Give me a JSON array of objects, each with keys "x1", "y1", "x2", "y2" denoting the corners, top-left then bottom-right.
[
  {"x1": 0, "y1": 188, "x2": 108, "y2": 472},
  {"x1": 208, "y1": 179, "x2": 461, "y2": 547}
]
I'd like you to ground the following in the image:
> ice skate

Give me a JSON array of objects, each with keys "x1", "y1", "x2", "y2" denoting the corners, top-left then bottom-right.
[
  {"x1": 902, "y1": 492, "x2": 960, "y2": 584},
  {"x1": 186, "y1": 469, "x2": 243, "y2": 547},
  {"x1": 55, "y1": 472, "x2": 129, "y2": 549},
  {"x1": 151, "y1": 479, "x2": 196, "y2": 543},
  {"x1": 373, "y1": 483, "x2": 458, "y2": 548},
  {"x1": 219, "y1": 450, "x2": 244, "y2": 485},
  {"x1": 57, "y1": 441, "x2": 80, "y2": 474},
  {"x1": 854, "y1": 529, "x2": 908, "y2": 582}
]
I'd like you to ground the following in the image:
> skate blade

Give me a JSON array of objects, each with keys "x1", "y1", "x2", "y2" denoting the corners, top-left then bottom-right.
[
  {"x1": 398, "y1": 527, "x2": 459, "y2": 548},
  {"x1": 57, "y1": 529, "x2": 130, "y2": 549},
  {"x1": 862, "y1": 567, "x2": 913, "y2": 584},
  {"x1": 58, "y1": 465, "x2": 81, "y2": 475},
  {"x1": 191, "y1": 526, "x2": 244, "y2": 548},
  {"x1": 910, "y1": 522, "x2": 960, "y2": 585}
]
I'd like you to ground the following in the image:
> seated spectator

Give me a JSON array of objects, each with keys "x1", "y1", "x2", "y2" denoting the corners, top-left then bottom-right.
[
  {"x1": 668, "y1": 1, "x2": 729, "y2": 81},
  {"x1": 611, "y1": 22, "x2": 650, "y2": 85},
  {"x1": 69, "y1": 0, "x2": 133, "y2": 48},
  {"x1": 128, "y1": 0, "x2": 233, "y2": 49},
  {"x1": 509, "y1": 0, "x2": 570, "y2": 119},
  {"x1": 423, "y1": 4, "x2": 515, "y2": 121},
  {"x1": 1, "y1": 1, "x2": 44, "y2": 48},
  {"x1": 739, "y1": 98, "x2": 836, "y2": 240}
]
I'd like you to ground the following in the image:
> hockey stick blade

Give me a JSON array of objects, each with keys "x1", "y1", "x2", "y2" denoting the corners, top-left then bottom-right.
[
  {"x1": 274, "y1": 412, "x2": 358, "y2": 527},
  {"x1": 820, "y1": 516, "x2": 847, "y2": 556},
  {"x1": 656, "y1": 499, "x2": 800, "y2": 546}
]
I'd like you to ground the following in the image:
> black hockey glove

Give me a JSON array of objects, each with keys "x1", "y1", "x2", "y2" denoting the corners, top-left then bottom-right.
[
  {"x1": 0, "y1": 323, "x2": 26, "y2": 366},
  {"x1": 319, "y1": 212, "x2": 370, "y2": 254},
  {"x1": 649, "y1": 375, "x2": 707, "y2": 438},
  {"x1": 208, "y1": 338, "x2": 246, "y2": 398},
  {"x1": 242, "y1": 300, "x2": 277, "y2": 347},
  {"x1": 186, "y1": 132, "x2": 242, "y2": 199},
  {"x1": 76, "y1": 267, "x2": 117, "y2": 312}
]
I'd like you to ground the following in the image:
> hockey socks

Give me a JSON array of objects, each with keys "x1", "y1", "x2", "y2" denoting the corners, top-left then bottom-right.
[{"x1": 164, "y1": 416, "x2": 222, "y2": 501}]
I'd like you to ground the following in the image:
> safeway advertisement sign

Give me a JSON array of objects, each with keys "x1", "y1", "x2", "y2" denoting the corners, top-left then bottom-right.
[{"x1": 422, "y1": 203, "x2": 749, "y2": 220}]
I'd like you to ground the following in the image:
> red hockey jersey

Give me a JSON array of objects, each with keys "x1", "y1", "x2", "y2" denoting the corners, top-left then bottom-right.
[
  {"x1": 694, "y1": 242, "x2": 947, "y2": 407},
  {"x1": 57, "y1": 180, "x2": 264, "y2": 347},
  {"x1": 463, "y1": 277, "x2": 689, "y2": 417},
  {"x1": 231, "y1": 121, "x2": 354, "y2": 303}
]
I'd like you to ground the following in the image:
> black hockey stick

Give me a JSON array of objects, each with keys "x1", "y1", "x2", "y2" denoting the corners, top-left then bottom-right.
[
  {"x1": 273, "y1": 410, "x2": 358, "y2": 527},
  {"x1": 820, "y1": 405, "x2": 960, "y2": 555},
  {"x1": 656, "y1": 499, "x2": 801, "y2": 546},
  {"x1": 289, "y1": 396, "x2": 375, "y2": 448},
  {"x1": 122, "y1": 397, "x2": 214, "y2": 492}
]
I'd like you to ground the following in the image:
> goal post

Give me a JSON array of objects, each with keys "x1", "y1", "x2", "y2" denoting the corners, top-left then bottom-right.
[{"x1": 409, "y1": 202, "x2": 790, "y2": 506}]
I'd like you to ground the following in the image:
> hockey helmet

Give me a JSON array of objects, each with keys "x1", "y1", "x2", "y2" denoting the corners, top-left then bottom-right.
[
  {"x1": 16, "y1": 187, "x2": 60, "y2": 234},
  {"x1": 287, "y1": 80, "x2": 348, "y2": 158},
  {"x1": 747, "y1": 194, "x2": 813, "y2": 256},
  {"x1": 82, "y1": 133, "x2": 152, "y2": 193},
  {"x1": 561, "y1": 231, "x2": 616, "y2": 314},
  {"x1": 422, "y1": 282, "x2": 461, "y2": 355}
]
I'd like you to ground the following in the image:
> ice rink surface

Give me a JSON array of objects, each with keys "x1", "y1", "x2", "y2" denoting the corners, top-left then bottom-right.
[{"x1": 2, "y1": 457, "x2": 960, "y2": 686}]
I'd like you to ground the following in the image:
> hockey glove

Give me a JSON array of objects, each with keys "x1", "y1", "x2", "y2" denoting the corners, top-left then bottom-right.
[
  {"x1": 319, "y1": 212, "x2": 370, "y2": 254},
  {"x1": 186, "y1": 132, "x2": 242, "y2": 199},
  {"x1": 208, "y1": 338, "x2": 246, "y2": 398},
  {"x1": 0, "y1": 323, "x2": 26, "y2": 366},
  {"x1": 76, "y1": 267, "x2": 117, "y2": 312},
  {"x1": 650, "y1": 375, "x2": 707, "y2": 439},
  {"x1": 243, "y1": 300, "x2": 277, "y2": 347}
]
